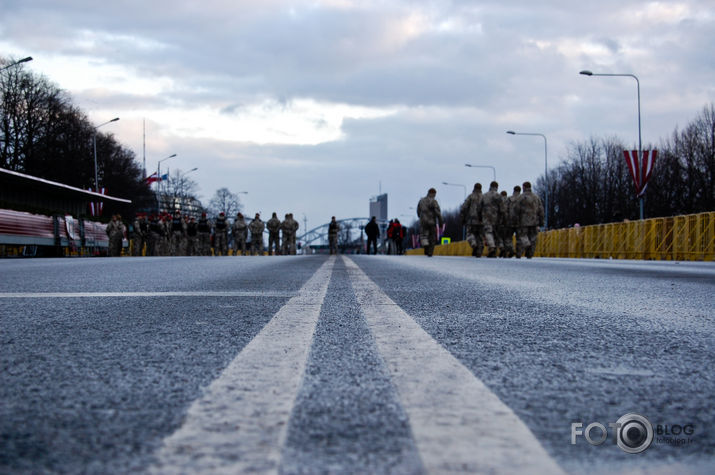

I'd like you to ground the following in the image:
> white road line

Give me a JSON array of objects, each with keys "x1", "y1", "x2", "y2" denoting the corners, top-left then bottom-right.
[
  {"x1": 0, "y1": 291, "x2": 295, "y2": 298},
  {"x1": 343, "y1": 256, "x2": 565, "y2": 474},
  {"x1": 150, "y1": 256, "x2": 335, "y2": 474}
]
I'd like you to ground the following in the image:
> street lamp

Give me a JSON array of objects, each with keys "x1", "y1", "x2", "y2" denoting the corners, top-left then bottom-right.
[
  {"x1": 0, "y1": 56, "x2": 32, "y2": 71},
  {"x1": 506, "y1": 131, "x2": 549, "y2": 229},
  {"x1": 580, "y1": 69, "x2": 644, "y2": 219},
  {"x1": 154, "y1": 154, "x2": 177, "y2": 214},
  {"x1": 156, "y1": 153, "x2": 177, "y2": 191},
  {"x1": 464, "y1": 164, "x2": 496, "y2": 182},
  {"x1": 92, "y1": 117, "x2": 119, "y2": 191},
  {"x1": 441, "y1": 181, "x2": 466, "y2": 199}
]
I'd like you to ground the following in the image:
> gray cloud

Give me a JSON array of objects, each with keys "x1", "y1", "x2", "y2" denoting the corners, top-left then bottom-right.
[{"x1": 2, "y1": 0, "x2": 714, "y2": 227}]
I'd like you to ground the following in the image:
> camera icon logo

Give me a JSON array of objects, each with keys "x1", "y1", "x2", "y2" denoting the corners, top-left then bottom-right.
[{"x1": 615, "y1": 413, "x2": 653, "y2": 454}]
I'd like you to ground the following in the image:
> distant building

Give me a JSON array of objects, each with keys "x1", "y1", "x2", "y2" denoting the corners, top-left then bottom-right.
[{"x1": 369, "y1": 193, "x2": 388, "y2": 223}]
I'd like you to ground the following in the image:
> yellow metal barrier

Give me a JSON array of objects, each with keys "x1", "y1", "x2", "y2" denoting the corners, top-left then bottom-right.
[{"x1": 406, "y1": 211, "x2": 715, "y2": 261}]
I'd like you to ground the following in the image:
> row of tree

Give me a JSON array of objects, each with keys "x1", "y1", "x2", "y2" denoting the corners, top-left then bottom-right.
[
  {"x1": 431, "y1": 103, "x2": 714, "y2": 240},
  {"x1": 1, "y1": 56, "x2": 251, "y2": 221},
  {"x1": 534, "y1": 104, "x2": 714, "y2": 228},
  {"x1": 1, "y1": 57, "x2": 154, "y2": 218}
]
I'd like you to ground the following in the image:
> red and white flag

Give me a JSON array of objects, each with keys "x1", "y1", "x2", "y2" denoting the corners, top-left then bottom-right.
[
  {"x1": 88, "y1": 187, "x2": 106, "y2": 217},
  {"x1": 623, "y1": 150, "x2": 657, "y2": 197}
]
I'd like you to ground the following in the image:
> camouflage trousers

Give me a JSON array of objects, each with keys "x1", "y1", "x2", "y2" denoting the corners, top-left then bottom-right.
[
  {"x1": 171, "y1": 231, "x2": 185, "y2": 256},
  {"x1": 466, "y1": 224, "x2": 485, "y2": 257},
  {"x1": 516, "y1": 226, "x2": 539, "y2": 258},
  {"x1": 147, "y1": 232, "x2": 161, "y2": 256},
  {"x1": 251, "y1": 238, "x2": 263, "y2": 256},
  {"x1": 186, "y1": 236, "x2": 198, "y2": 256},
  {"x1": 198, "y1": 232, "x2": 211, "y2": 256},
  {"x1": 132, "y1": 236, "x2": 144, "y2": 256},
  {"x1": 283, "y1": 234, "x2": 295, "y2": 255},
  {"x1": 499, "y1": 226, "x2": 516, "y2": 257},
  {"x1": 483, "y1": 224, "x2": 498, "y2": 256},
  {"x1": 268, "y1": 232, "x2": 280, "y2": 255},
  {"x1": 214, "y1": 232, "x2": 228, "y2": 256},
  {"x1": 419, "y1": 223, "x2": 437, "y2": 256},
  {"x1": 233, "y1": 237, "x2": 246, "y2": 256},
  {"x1": 108, "y1": 234, "x2": 123, "y2": 257},
  {"x1": 329, "y1": 235, "x2": 338, "y2": 255}
]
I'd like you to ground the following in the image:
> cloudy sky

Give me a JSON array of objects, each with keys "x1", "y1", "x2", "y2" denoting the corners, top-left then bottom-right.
[{"x1": 2, "y1": 0, "x2": 713, "y2": 231}]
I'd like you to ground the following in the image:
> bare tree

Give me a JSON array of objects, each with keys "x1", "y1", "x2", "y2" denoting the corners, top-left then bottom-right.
[
  {"x1": 208, "y1": 187, "x2": 242, "y2": 217},
  {"x1": 164, "y1": 168, "x2": 199, "y2": 202},
  {"x1": 1, "y1": 55, "x2": 152, "y2": 219}
]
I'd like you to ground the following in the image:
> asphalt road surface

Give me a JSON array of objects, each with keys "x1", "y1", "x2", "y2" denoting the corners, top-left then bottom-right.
[{"x1": 1, "y1": 255, "x2": 713, "y2": 474}]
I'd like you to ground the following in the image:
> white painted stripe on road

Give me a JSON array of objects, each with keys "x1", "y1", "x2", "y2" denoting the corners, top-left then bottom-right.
[
  {"x1": 0, "y1": 291, "x2": 295, "y2": 298},
  {"x1": 150, "y1": 256, "x2": 335, "y2": 474},
  {"x1": 343, "y1": 256, "x2": 565, "y2": 474}
]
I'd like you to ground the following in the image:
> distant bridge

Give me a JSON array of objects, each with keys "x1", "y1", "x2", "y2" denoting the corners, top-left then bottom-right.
[{"x1": 297, "y1": 217, "x2": 384, "y2": 248}]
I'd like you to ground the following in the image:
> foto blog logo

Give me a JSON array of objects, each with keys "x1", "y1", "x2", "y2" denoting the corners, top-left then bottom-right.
[{"x1": 571, "y1": 413, "x2": 654, "y2": 454}]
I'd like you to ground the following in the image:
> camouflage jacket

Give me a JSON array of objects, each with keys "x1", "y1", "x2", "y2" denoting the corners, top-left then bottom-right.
[
  {"x1": 266, "y1": 217, "x2": 281, "y2": 234},
  {"x1": 249, "y1": 218, "x2": 265, "y2": 238},
  {"x1": 516, "y1": 190, "x2": 544, "y2": 227},
  {"x1": 417, "y1": 195, "x2": 443, "y2": 227},
  {"x1": 460, "y1": 191, "x2": 483, "y2": 225},
  {"x1": 480, "y1": 188, "x2": 504, "y2": 226},
  {"x1": 232, "y1": 218, "x2": 248, "y2": 238}
]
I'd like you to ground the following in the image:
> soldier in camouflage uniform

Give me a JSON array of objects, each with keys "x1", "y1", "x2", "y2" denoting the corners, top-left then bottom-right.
[
  {"x1": 281, "y1": 213, "x2": 298, "y2": 255},
  {"x1": 147, "y1": 214, "x2": 162, "y2": 256},
  {"x1": 460, "y1": 183, "x2": 485, "y2": 257},
  {"x1": 249, "y1": 213, "x2": 265, "y2": 255},
  {"x1": 328, "y1": 216, "x2": 340, "y2": 255},
  {"x1": 232, "y1": 212, "x2": 248, "y2": 256},
  {"x1": 503, "y1": 185, "x2": 521, "y2": 258},
  {"x1": 160, "y1": 214, "x2": 171, "y2": 256},
  {"x1": 106, "y1": 214, "x2": 126, "y2": 257},
  {"x1": 131, "y1": 214, "x2": 147, "y2": 256},
  {"x1": 515, "y1": 181, "x2": 544, "y2": 259},
  {"x1": 186, "y1": 217, "x2": 198, "y2": 256},
  {"x1": 417, "y1": 188, "x2": 443, "y2": 257},
  {"x1": 170, "y1": 210, "x2": 186, "y2": 256},
  {"x1": 479, "y1": 181, "x2": 504, "y2": 258},
  {"x1": 197, "y1": 212, "x2": 211, "y2": 256},
  {"x1": 266, "y1": 212, "x2": 281, "y2": 255},
  {"x1": 497, "y1": 190, "x2": 509, "y2": 257},
  {"x1": 214, "y1": 212, "x2": 229, "y2": 256}
]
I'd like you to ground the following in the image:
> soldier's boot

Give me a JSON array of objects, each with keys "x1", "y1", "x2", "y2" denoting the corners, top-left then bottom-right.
[
  {"x1": 472, "y1": 247, "x2": 481, "y2": 258},
  {"x1": 487, "y1": 247, "x2": 497, "y2": 258}
]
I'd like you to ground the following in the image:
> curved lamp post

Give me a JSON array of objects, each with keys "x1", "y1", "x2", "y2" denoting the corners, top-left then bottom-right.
[
  {"x1": 506, "y1": 130, "x2": 548, "y2": 229},
  {"x1": 580, "y1": 69, "x2": 644, "y2": 219},
  {"x1": 92, "y1": 117, "x2": 120, "y2": 191},
  {"x1": 464, "y1": 163, "x2": 496, "y2": 182},
  {"x1": 0, "y1": 56, "x2": 32, "y2": 72}
]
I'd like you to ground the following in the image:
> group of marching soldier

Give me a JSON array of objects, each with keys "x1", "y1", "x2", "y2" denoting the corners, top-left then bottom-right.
[
  {"x1": 127, "y1": 210, "x2": 300, "y2": 257},
  {"x1": 417, "y1": 180, "x2": 544, "y2": 258}
]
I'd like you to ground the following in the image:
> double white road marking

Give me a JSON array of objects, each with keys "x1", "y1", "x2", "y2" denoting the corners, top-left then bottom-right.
[{"x1": 151, "y1": 256, "x2": 563, "y2": 474}]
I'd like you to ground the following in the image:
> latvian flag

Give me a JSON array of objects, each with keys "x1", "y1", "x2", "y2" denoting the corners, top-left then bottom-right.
[
  {"x1": 88, "y1": 187, "x2": 106, "y2": 217},
  {"x1": 145, "y1": 172, "x2": 168, "y2": 184},
  {"x1": 624, "y1": 150, "x2": 657, "y2": 197}
]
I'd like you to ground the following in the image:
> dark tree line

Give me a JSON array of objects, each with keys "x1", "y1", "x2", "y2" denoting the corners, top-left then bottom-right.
[
  {"x1": 1, "y1": 57, "x2": 153, "y2": 219},
  {"x1": 536, "y1": 104, "x2": 714, "y2": 228}
]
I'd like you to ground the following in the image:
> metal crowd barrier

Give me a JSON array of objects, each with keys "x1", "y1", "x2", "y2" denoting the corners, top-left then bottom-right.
[
  {"x1": 405, "y1": 211, "x2": 715, "y2": 261},
  {"x1": 536, "y1": 211, "x2": 715, "y2": 261}
]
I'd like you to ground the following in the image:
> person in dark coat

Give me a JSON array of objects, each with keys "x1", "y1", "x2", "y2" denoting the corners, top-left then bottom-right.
[{"x1": 365, "y1": 216, "x2": 380, "y2": 254}]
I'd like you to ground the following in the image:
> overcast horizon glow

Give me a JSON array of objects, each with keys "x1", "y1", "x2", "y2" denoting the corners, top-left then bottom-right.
[{"x1": 2, "y1": 0, "x2": 713, "y2": 231}]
